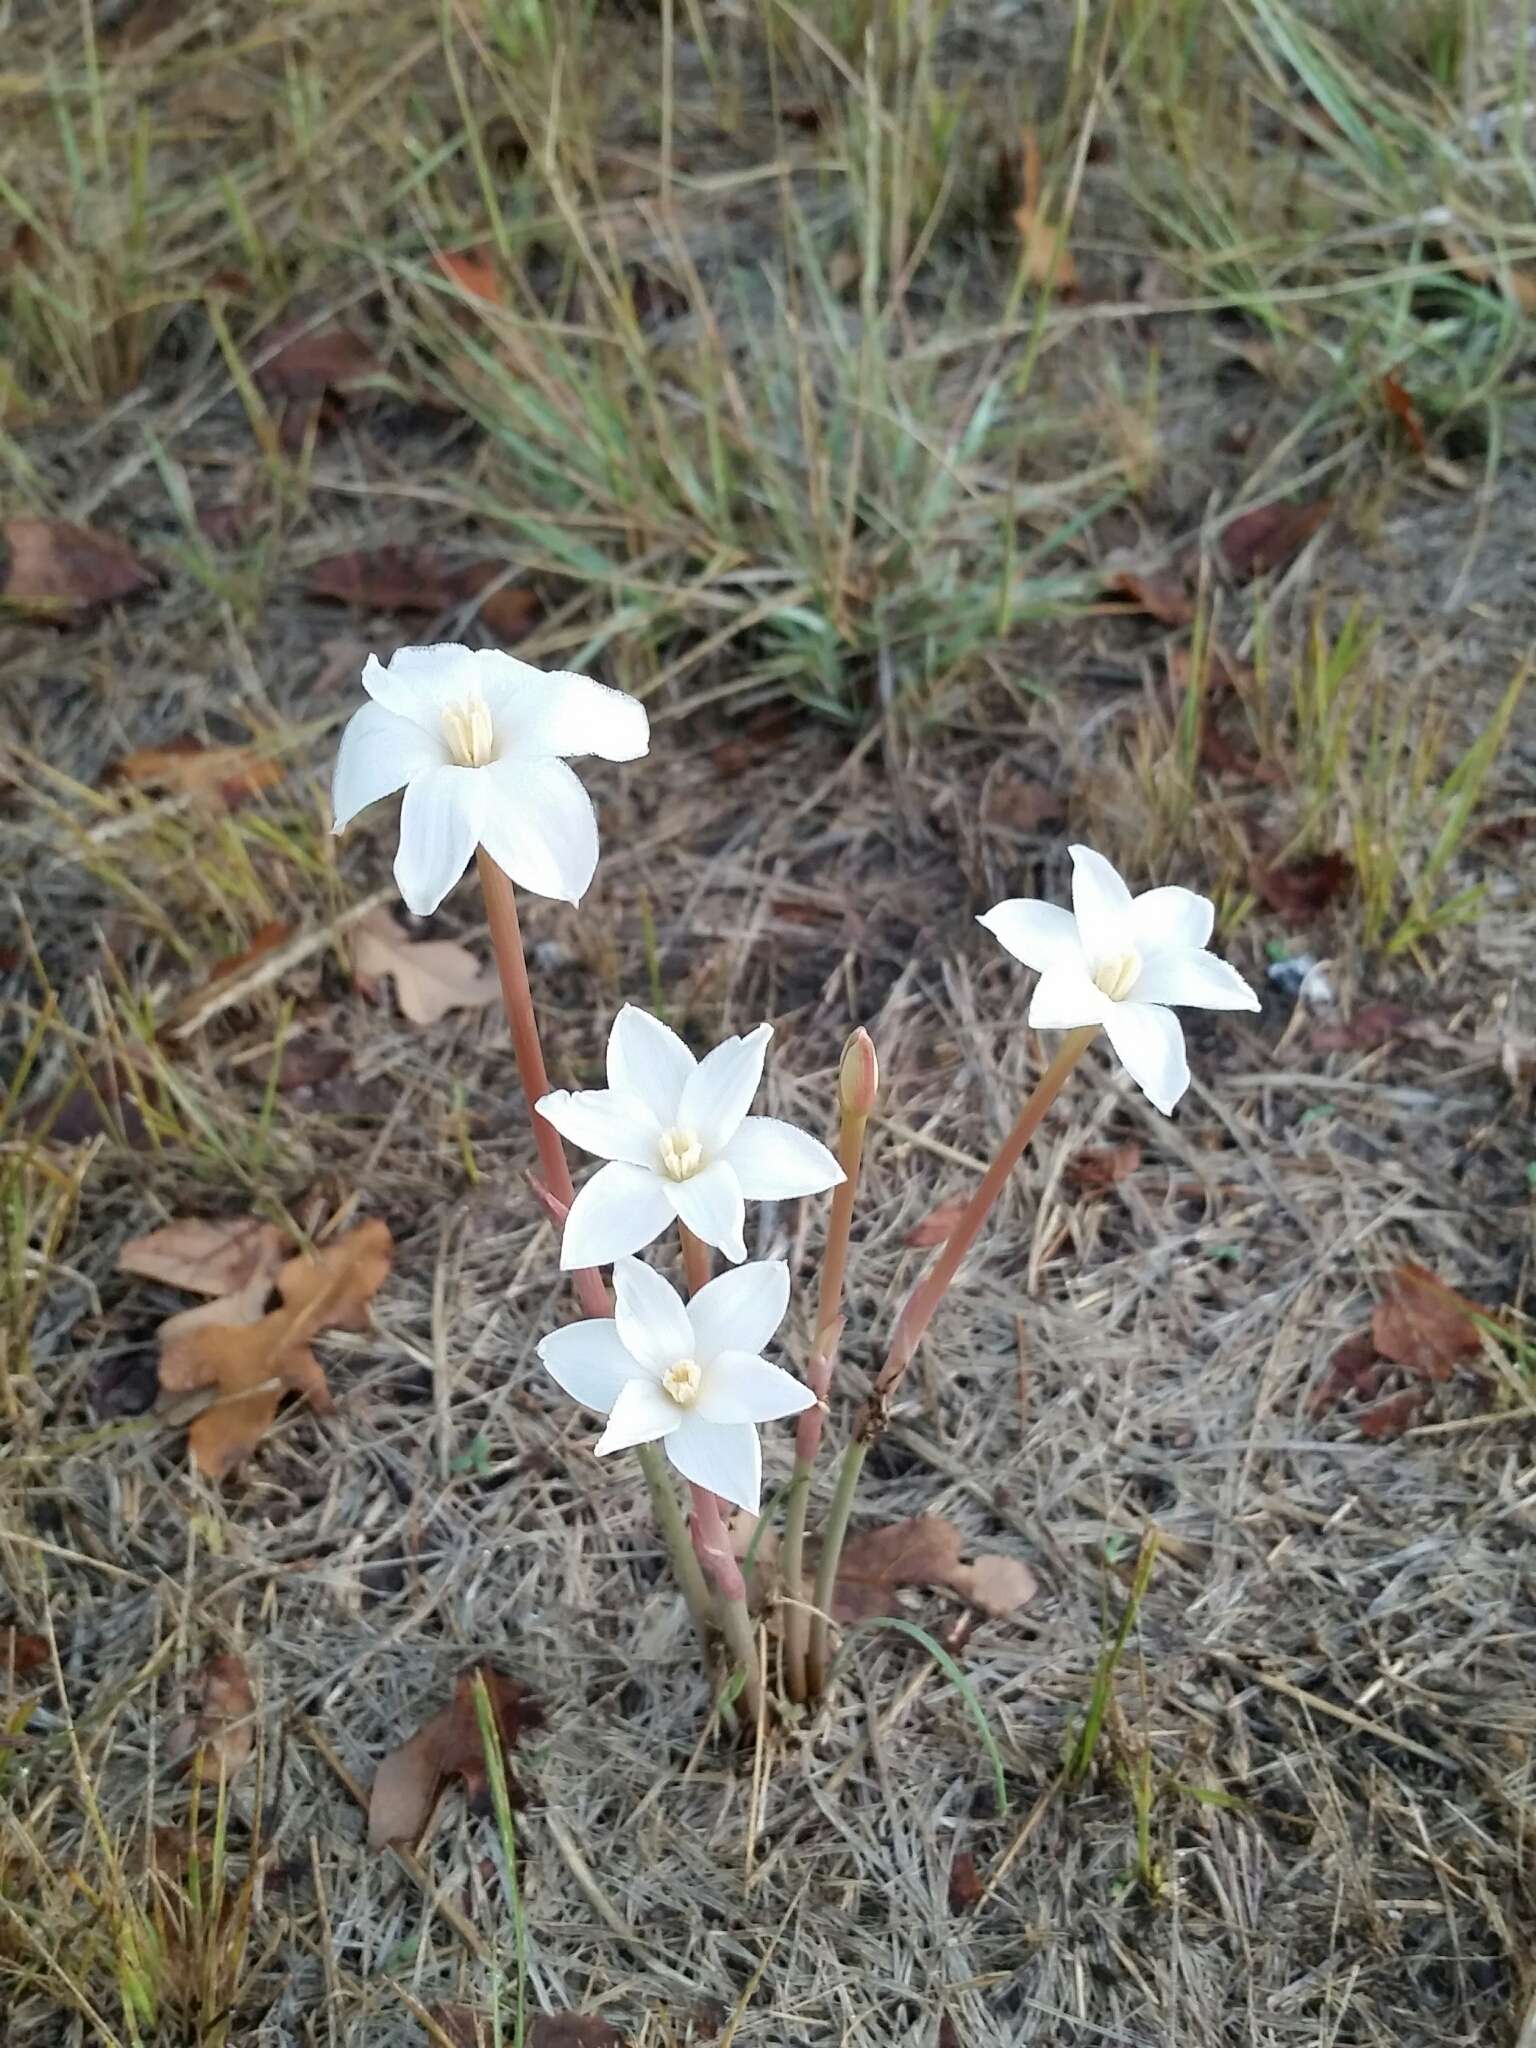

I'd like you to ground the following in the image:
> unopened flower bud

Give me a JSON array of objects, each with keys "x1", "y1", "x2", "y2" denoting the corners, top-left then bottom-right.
[{"x1": 838, "y1": 1027, "x2": 879, "y2": 1118}]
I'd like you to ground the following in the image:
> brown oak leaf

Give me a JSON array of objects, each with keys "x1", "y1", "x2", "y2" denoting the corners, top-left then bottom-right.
[
  {"x1": 118, "y1": 1215, "x2": 290, "y2": 1298},
  {"x1": 830, "y1": 1516, "x2": 1038, "y2": 1625},
  {"x1": 1219, "y1": 500, "x2": 1332, "y2": 580},
  {"x1": 2, "y1": 518, "x2": 155, "y2": 619},
  {"x1": 1105, "y1": 568, "x2": 1194, "y2": 626},
  {"x1": 172, "y1": 1653, "x2": 256, "y2": 1779},
  {"x1": 1067, "y1": 1142, "x2": 1142, "y2": 1189},
  {"x1": 352, "y1": 907, "x2": 500, "y2": 1027},
  {"x1": 305, "y1": 547, "x2": 539, "y2": 642},
  {"x1": 106, "y1": 737, "x2": 283, "y2": 811},
  {"x1": 368, "y1": 1667, "x2": 545, "y2": 1851},
  {"x1": 1372, "y1": 1263, "x2": 1485, "y2": 1382},
  {"x1": 156, "y1": 1219, "x2": 392, "y2": 1477}
]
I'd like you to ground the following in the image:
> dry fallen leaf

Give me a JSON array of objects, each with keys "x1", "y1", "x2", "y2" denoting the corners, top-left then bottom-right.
[
  {"x1": 1441, "y1": 236, "x2": 1536, "y2": 317},
  {"x1": 173, "y1": 1653, "x2": 256, "y2": 1779},
  {"x1": 434, "y1": 2012, "x2": 625, "y2": 2048},
  {"x1": 2, "y1": 1630, "x2": 48, "y2": 1683},
  {"x1": 1381, "y1": 371, "x2": 1427, "y2": 456},
  {"x1": 156, "y1": 1219, "x2": 392, "y2": 1478},
  {"x1": 1372, "y1": 1262, "x2": 1485, "y2": 1383},
  {"x1": 256, "y1": 323, "x2": 380, "y2": 403},
  {"x1": 1219, "y1": 500, "x2": 1331, "y2": 580},
  {"x1": 1310, "y1": 1002, "x2": 1413, "y2": 1054},
  {"x1": 2, "y1": 518, "x2": 155, "y2": 620},
  {"x1": 172, "y1": 920, "x2": 294, "y2": 1021},
  {"x1": 1357, "y1": 1388, "x2": 1430, "y2": 1439},
  {"x1": 305, "y1": 547, "x2": 540, "y2": 643},
  {"x1": 904, "y1": 1199, "x2": 967, "y2": 1249},
  {"x1": 948, "y1": 1848, "x2": 985, "y2": 1914},
  {"x1": 1307, "y1": 1331, "x2": 1384, "y2": 1417},
  {"x1": 983, "y1": 774, "x2": 1067, "y2": 832},
  {"x1": 118, "y1": 1215, "x2": 290, "y2": 1298},
  {"x1": 1067, "y1": 1142, "x2": 1142, "y2": 1189},
  {"x1": 368, "y1": 1666, "x2": 545, "y2": 1851},
  {"x1": 434, "y1": 246, "x2": 505, "y2": 307},
  {"x1": 1105, "y1": 567, "x2": 1194, "y2": 627},
  {"x1": 107, "y1": 736, "x2": 283, "y2": 811},
  {"x1": 1012, "y1": 127, "x2": 1077, "y2": 294},
  {"x1": 829, "y1": 1516, "x2": 1038, "y2": 1625},
  {"x1": 1252, "y1": 850, "x2": 1353, "y2": 926},
  {"x1": 352, "y1": 907, "x2": 501, "y2": 1027}
]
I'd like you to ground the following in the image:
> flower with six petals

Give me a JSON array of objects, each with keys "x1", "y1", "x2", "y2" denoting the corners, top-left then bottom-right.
[
  {"x1": 979, "y1": 843, "x2": 1259, "y2": 1114},
  {"x1": 331, "y1": 642, "x2": 649, "y2": 915},
  {"x1": 538, "y1": 1005, "x2": 844, "y2": 1269},
  {"x1": 538, "y1": 1255, "x2": 813, "y2": 1512}
]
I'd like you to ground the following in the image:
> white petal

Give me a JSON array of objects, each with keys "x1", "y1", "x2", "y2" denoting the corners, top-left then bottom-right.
[
  {"x1": 678, "y1": 1023, "x2": 772, "y2": 1153},
  {"x1": 611, "y1": 1255, "x2": 694, "y2": 1377},
  {"x1": 693, "y1": 1349, "x2": 814, "y2": 1426},
  {"x1": 719, "y1": 1117, "x2": 843, "y2": 1200},
  {"x1": 1069, "y1": 844, "x2": 1135, "y2": 963},
  {"x1": 361, "y1": 645, "x2": 481, "y2": 733},
  {"x1": 606, "y1": 1005, "x2": 695, "y2": 1123},
  {"x1": 1103, "y1": 1001, "x2": 1190, "y2": 1115},
  {"x1": 332, "y1": 701, "x2": 446, "y2": 832},
  {"x1": 1028, "y1": 962, "x2": 1110, "y2": 1030},
  {"x1": 393, "y1": 763, "x2": 482, "y2": 916},
  {"x1": 1129, "y1": 948, "x2": 1260, "y2": 1012},
  {"x1": 476, "y1": 755, "x2": 597, "y2": 905},
  {"x1": 666, "y1": 1415, "x2": 762, "y2": 1514},
  {"x1": 475, "y1": 652, "x2": 650, "y2": 763},
  {"x1": 976, "y1": 899, "x2": 1083, "y2": 973},
  {"x1": 1129, "y1": 884, "x2": 1213, "y2": 956},
  {"x1": 664, "y1": 1162, "x2": 747, "y2": 1264},
  {"x1": 685, "y1": 1259, "x2": 790, "y2": 1364},
  {"x1": 537, "y1": 1319, "x2": 640, "y2": 1414},
  {"x1": 536, "y1": 1087, "x2": 661, "y2": 1168},
  {"x1": 560, "y1": 1162, "x2": 675, "y2": 1268},
  {"x1": 594, "y1": 1377, "x2": 679, "y2": 1455}
]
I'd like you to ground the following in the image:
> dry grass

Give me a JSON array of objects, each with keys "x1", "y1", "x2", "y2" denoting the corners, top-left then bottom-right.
[{"x1": 4, "y1": 2, "x2": 1536, "y2": 2044}]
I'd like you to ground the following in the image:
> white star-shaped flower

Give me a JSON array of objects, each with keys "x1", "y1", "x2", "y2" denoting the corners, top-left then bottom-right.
[
  {"x1": 979, "y1": 843, "x2": 1260, "y2": 1114},
  {"x1": 538, "y1": 1004, "x2": 844, "y2": 1269},
  {"x1": 538, "y1": 1255, "x2": 813, "y2": 1513},
  {"x1": 331, "y1": 642, "x2": 648, "y2": 915}
]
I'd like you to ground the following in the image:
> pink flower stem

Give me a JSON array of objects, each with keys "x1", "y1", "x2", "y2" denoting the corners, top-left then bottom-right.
[
  {"x1": 475, "y1": 850, "x2": 713, "y2": 1636},
  {"x1": 805, "y1": 1025, "x2": 1097, "y2": 1698},
  {"x1": 689, "y1": 1482, "x2": 764, "y2": 1729}
]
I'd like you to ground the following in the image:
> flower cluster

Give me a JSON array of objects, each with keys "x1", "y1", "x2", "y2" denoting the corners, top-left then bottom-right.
[{"x1": 332, "y1": 644, "x2": 1261, "y2": 1539}]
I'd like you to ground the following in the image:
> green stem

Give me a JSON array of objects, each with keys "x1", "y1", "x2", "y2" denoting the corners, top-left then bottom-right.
[
  {"x1": 805, "y1": 1438, "x2": 867, "y2": 1700},
  {"x1": 634, "y1": 1442, "x2": 715, "y2": 1646}
]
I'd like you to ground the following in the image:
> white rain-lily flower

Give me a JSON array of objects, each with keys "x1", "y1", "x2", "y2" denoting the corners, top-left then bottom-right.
[
  {"x1": 979, "y1": 843, "x2": 1260, "y2": 1115},
  {"x1": 538, "y1": 1255, "x2": 813, "y2": 1512},
  {"x1": 331, "y1": 642, "x2": 648, "y2": 915},
  {"x1": 538, "y1": 1004, "x2": 844, "y2": 1270}
]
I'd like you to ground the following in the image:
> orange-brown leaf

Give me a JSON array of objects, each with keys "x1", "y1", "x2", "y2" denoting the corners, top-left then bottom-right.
[
  {"x1": 434, "y1": 246, "x2": 505, "y2": 307},
  {"x1": 1067, "y1": 1142, "x2": 1142, "y2": 1189},
  {"x1": 1105, "y1": 568, "x2": 1194, "y2": 627},
  {"x1": 174, "y1": 1653, "x2": 256, "y2": 1779},
  {"x1": 1219, "y1": 500, "x2": 1331, "y2": 580},
  {"x1": 830, "y1": 1516, "x2": 1038, "y2": 1625},
  {"x1": 948, "y1": 1848, "x2": 985, "y2": 1913},
  {"x1": 107, "y1": 736, "x2": 282, "y2": 811},
  {"x1": 352, "y1": 906, "x2": 501, "y2": 1027},
  {"x1": 156, "y1": 1219, "x2": 391, "y2": 1477},
  {"x1": 1441, "y1": 236, "x2": 1536, "y2": 317},
  {"x1": 1381, "y1": 372, "x2": 1427, "y2": 456},
  {"x1": 1012, "y1": 128, "x2": 1077, "y2": 294},
  {"x1": 2, "y1": 1629, "x2": 48, "y2": 1682},
  {"x1": 1372, "y1": 1263, "x2": 1484, "y2": 1382},
  {"x1": 255, "y1": 324, "x2": 380, "y2": 402},
  {"x1": 118, "y1": 1215, "x2": 290, "y2": 1298},
  {"x1": 1252, "y1": 850, "x2": 1353, "y2": 925},
  {"x1": 3, "y1": 518, "x2": 155, "y2": 619},
  {"x1": 368, "y1": 1667, "x2": 545, "y2": 1850},
  {"x1": 305, "y1": 547, "x2": 539, "y2": 643},
  {"x1": 1357, "y1": 1388, "x2": 1430, "y2": 1439}
]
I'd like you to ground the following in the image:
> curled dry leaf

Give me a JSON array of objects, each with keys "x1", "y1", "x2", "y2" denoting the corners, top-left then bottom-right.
[
  {"x1": 118, "y1": 1215, "x2": 290, "y2": 1298},
  {"x1": 1307, "y1": 1330, "x2": 1383, "y2": 1417},
  {"x1": 107, "y1": 736, "x2": 283, "y2": 811},
  {"x1": 1067, "y1": 1142, "x2": 1142, "y2": 1189},
  {"x1": 255, "y1": 323, "x2": 380, "y2": 403},
  {"x1": 434, "y1": 246, "x2": 505, "y2": 307},
  {"x1": 1105, "y1": 567, "x2": 1194, "y2": 627},
  {"x1": 1012, "y1": 127, "x2": 1077, "y2": 294},
  {"x1": 2, "y1": 1629, "x2": 48, "y2": 1683},
  {"x1": 1309, "y1": 1002, "x2": 1413, "y2": 1054},
  {"x1": 156, "y1": 1218, "x2": 392, "y2": 1478},
  {"x1": 948, "y1": 1848, "x2": 985, "y2": 1914},
  {"x1": 1357, "y1": 1388, "x2": 1430, "y2": 1439},
  {"x1": 352, "y1": 906, "x2": 501, "y2": 1027},
  {"x1": 3, "y1": 518, "x2": 155, "y2": 620},
  {"x1": 905, "y1": 1198, "x2": 967, "y2": 1249},
  {"x1": 368, "y1": 1666, "x2": 545, "y2": 1850},
  {"x1": 1381, "y1": 372, "x2": 1427, "y2": 456},
  {"x1": 1219, "y1": 499, "x2": 1332, "y2": 581},
  {"x1": 1252, "y1": 850, "x2": 1353, "y2": 926},
  {"x1": 173, "y1": 1653, "x2": 256, "y2": 1779},
  {"x1": 829, "y1": 1516, "x2": 1039, "y2": 1625},
  {"x1": 433, "y1": 2012, "x2": 626, "y2": 2048},
  {"x1": 305, "y1": 547, "x2": 540, "y2": 643},
  {"x1": 1372, "y1": 1262, "x2": 1485, "y2": 1382}
]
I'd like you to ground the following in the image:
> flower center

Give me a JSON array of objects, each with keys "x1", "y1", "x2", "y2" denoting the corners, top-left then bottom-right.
[
  {"x1": 441, "y1": 692, "x2": 496, "y2": 769},
  {"x1": 661, "y1": 1357, "x2": 702, "y2": 1407},
  {"x1": 658, "y1": 1126, "x2": 704, "y2": 1181},
  {"x1": 1091, "y1": 949, "x2": 1141, "y2": 1002}
]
